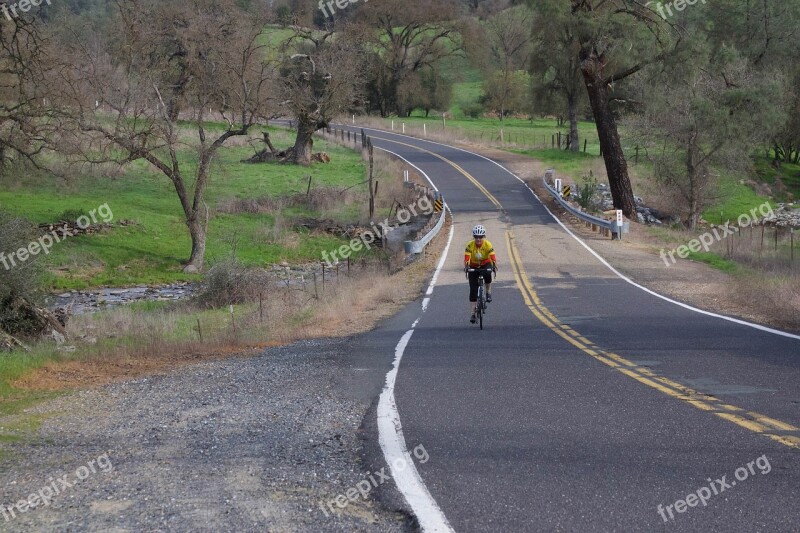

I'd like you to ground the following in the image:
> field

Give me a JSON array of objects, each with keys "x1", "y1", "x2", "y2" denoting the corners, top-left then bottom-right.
[{"x1": 0, "y1": 126, "x2": 375, "y2": 289}]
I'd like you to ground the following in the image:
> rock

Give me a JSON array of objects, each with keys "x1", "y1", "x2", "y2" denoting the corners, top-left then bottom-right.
[
  {"x1": 52, "y1": 330, "x2": 66, "y2": 345},
  {"x1": 183, "y1": 264, "x2": 200, "y2": 274}
]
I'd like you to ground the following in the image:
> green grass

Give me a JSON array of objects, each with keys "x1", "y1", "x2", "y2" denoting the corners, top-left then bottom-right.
[
  {"x1": 702, "y1": 174, "x2": 776, "y2": 225},
  {"x1": 374, "y1": 114, "x2": 602, "y2": 154},
  {"x1": 0, "y1": 126, "x2": 368, "y2": 289},
  {"x1": 510, "y1": 148, "x2": 602, "y2": 177},
  {"x1": 686, "y1": 251, "x2": 739, "y2": 273},
  {"x1": 754, "y1": 156, "x2": 800, "y2": 201},
  {"x1": 451, "y1": 82, "x2": 483, "y2": 117},
  {"x1": 0, "y1": 342, "x2": 65, "y2": 443}
]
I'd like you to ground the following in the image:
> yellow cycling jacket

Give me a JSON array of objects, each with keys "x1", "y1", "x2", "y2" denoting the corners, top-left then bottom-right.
[{"x1": 464, "y1": 239, "x2": 497, "y2": 267}]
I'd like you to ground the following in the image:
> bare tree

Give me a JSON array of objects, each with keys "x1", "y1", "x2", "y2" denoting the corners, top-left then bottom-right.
[
  {"x1": 485, "y1": 5, "x2": 533, "y2": 74},
  {"x1": 48, "y1": 0, "x2": 276, "y2": 272},
  {"x1": 352, "y1": 0, "x2": 464, "y2": 117},
  {"x1": 280, "y1": 26, "x2": 362, "y2": 165},
  {"x1": 626, "y1": 58, "x2": 785, "y2": 228},
  {"x1": 0, "y1": 17, "x2": 55, "y2": 172},
  {"x1": 481, "y1": 5, "x2": 533, "y2": 121}
]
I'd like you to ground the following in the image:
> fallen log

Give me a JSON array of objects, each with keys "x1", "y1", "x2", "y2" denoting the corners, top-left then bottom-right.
[{"x1": 0, "y1": 326, "x2": 30, "y2": 352}]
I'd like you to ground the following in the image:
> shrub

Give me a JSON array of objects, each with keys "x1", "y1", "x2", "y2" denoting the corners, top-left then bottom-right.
[
  {"x1": 196, "y1": 259, "x2": 272, "y2": 308},
  {"x1": 461, "y1": 102, "x2": 485, "y2": 119},
  {"x1": 0, "y1": 209, "x2": 44, "y2": 336},
  {"x1": 56, "y1": 208, "x2": 89, "y2": 222},
  {"x1": 576, "y1": 175, "x2": 598, "y2": 212}
]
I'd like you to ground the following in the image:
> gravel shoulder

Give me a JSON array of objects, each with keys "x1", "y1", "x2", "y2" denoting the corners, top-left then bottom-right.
[
  {"x1": 0, "y1": 217, "x2": 451, "y2": 532},
  {"x1": 0, "y1": 339, "x2": 414, "y2": 532}
]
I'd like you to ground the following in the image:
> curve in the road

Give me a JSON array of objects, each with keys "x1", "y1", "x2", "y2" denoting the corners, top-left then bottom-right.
[
  {"x1": 334, "y1": 124, "x2": 799, "y2": 531},
  {"x1": 370, "y1": 130, "x2": 799, "y2": 451}
]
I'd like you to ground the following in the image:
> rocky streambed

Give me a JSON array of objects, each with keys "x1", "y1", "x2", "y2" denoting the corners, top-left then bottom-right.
[
  {"x1": 45, "y1": 283, "x2": 197, "y2": 315},
  {"x1": 44, "y1": 208, "x2": 436, "y2": 315}
]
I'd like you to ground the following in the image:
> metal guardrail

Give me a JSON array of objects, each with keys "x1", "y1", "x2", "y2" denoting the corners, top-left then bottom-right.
[
  {"x1": 542, "y1": 171, "x2": 627, "y2": 239},
  {"x1": 317, "y1": 124, "x2": 446, "y2": 254},
  {"x1": 404, "y1": 193, "x2": 446, "y2": 254}
]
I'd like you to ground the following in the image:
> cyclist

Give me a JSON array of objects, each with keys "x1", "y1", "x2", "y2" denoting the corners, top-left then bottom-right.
[{"x1": 464, "y1": 225, "x2": 497, "y2": 324}]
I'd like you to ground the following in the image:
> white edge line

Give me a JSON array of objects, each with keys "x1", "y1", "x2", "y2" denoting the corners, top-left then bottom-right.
[
  {"x1": 362, "y1": 125, "x2": 800, "y2": 342},
  {"x1": 378, "y1": 333, "x2": 455, "y2": 533},
  {"x1": 372, "y1": 145, "x2": 456, "y2": 532},
  {"x1": 374, "y1": 146, "x2": 439, "y2": 192}
]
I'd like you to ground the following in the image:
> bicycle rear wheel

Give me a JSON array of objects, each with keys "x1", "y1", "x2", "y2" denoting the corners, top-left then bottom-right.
[{"x1": 477, "y1": 284, "x2": 485, "y2": 329}]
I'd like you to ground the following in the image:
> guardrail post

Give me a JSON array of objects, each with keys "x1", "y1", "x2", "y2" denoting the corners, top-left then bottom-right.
[{"x1": 614, "y1": 210, "x2": 624, "y2": 241}]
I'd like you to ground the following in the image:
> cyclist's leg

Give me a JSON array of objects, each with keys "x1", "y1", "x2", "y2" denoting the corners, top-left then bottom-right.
[
  {"x1": 484, "y1": 270, "x2": 493, "y2": 302},
  {"x1": 468, "y1": 271, "x2": 479, "y2": 322}
]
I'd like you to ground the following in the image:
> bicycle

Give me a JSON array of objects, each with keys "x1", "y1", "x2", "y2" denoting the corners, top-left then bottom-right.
[{"x1": 467, "y1": 267, "x2": 494, "y2": 330}]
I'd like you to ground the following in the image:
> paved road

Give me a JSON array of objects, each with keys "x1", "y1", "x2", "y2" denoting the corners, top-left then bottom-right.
[{"x1": 338, "y1": 126, "x2": 800, "y2": 532}]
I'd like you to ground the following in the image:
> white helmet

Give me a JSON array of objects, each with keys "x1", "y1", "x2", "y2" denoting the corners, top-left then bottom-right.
[{"x1": 472, "y1": 225, "x2": 486, "y2": 237}]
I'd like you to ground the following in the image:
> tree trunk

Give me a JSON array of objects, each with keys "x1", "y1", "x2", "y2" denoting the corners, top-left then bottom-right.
[
  {"x1": 184, "y1": 213, "x2": 207, "y2": 273},
  {"x1": 291, "y1": 115, "x2": 316, "y2": 166},
  {"x1": 580, "y1": 56, "x2": 637, "y2": 218},
  {"x1": 172, "y1": 167, "x2": 209, "y2": 273},
  {"x1": 263, "y1": 132, "x2": 277, "y2": 155},
  {"x1": 567, "y1": 92, "x2": 580, "y2": 153}
]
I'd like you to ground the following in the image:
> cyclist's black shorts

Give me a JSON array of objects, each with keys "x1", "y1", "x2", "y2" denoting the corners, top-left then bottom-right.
[{"x1": 468, "y1": 269, "x2": 492, "y2": 302}]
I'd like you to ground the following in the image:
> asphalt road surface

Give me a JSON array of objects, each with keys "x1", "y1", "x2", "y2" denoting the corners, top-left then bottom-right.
[{"x1": 339, "y1": 125, "x2": 800, "y2": 532}]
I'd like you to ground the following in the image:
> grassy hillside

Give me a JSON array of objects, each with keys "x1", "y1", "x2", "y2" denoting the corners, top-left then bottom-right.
[{"x1": 0, "y1": 126, "x2": 370, "y2": 290}]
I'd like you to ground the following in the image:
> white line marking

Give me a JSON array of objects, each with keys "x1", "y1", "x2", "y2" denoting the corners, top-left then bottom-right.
[
  {"x1": 373, "y1": 142, "x2": 457, "y2": 531},
  {"x1": 378, "y1": 330, "x2": 454, "y2": 533},
  {"x1": 362, "y1": 125, "x2": 800, "y2": 341},
  {"x1": 374, "y1": 146, "x2": 439, "y2": 191}
]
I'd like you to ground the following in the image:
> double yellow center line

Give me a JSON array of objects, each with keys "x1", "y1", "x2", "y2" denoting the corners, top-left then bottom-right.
[
  {"x1": 506, "y1": 231, "x2": 799, "y2": 449},
  {"x1": 374, "y1": 133, "x2": 800, "y2": 449}
]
